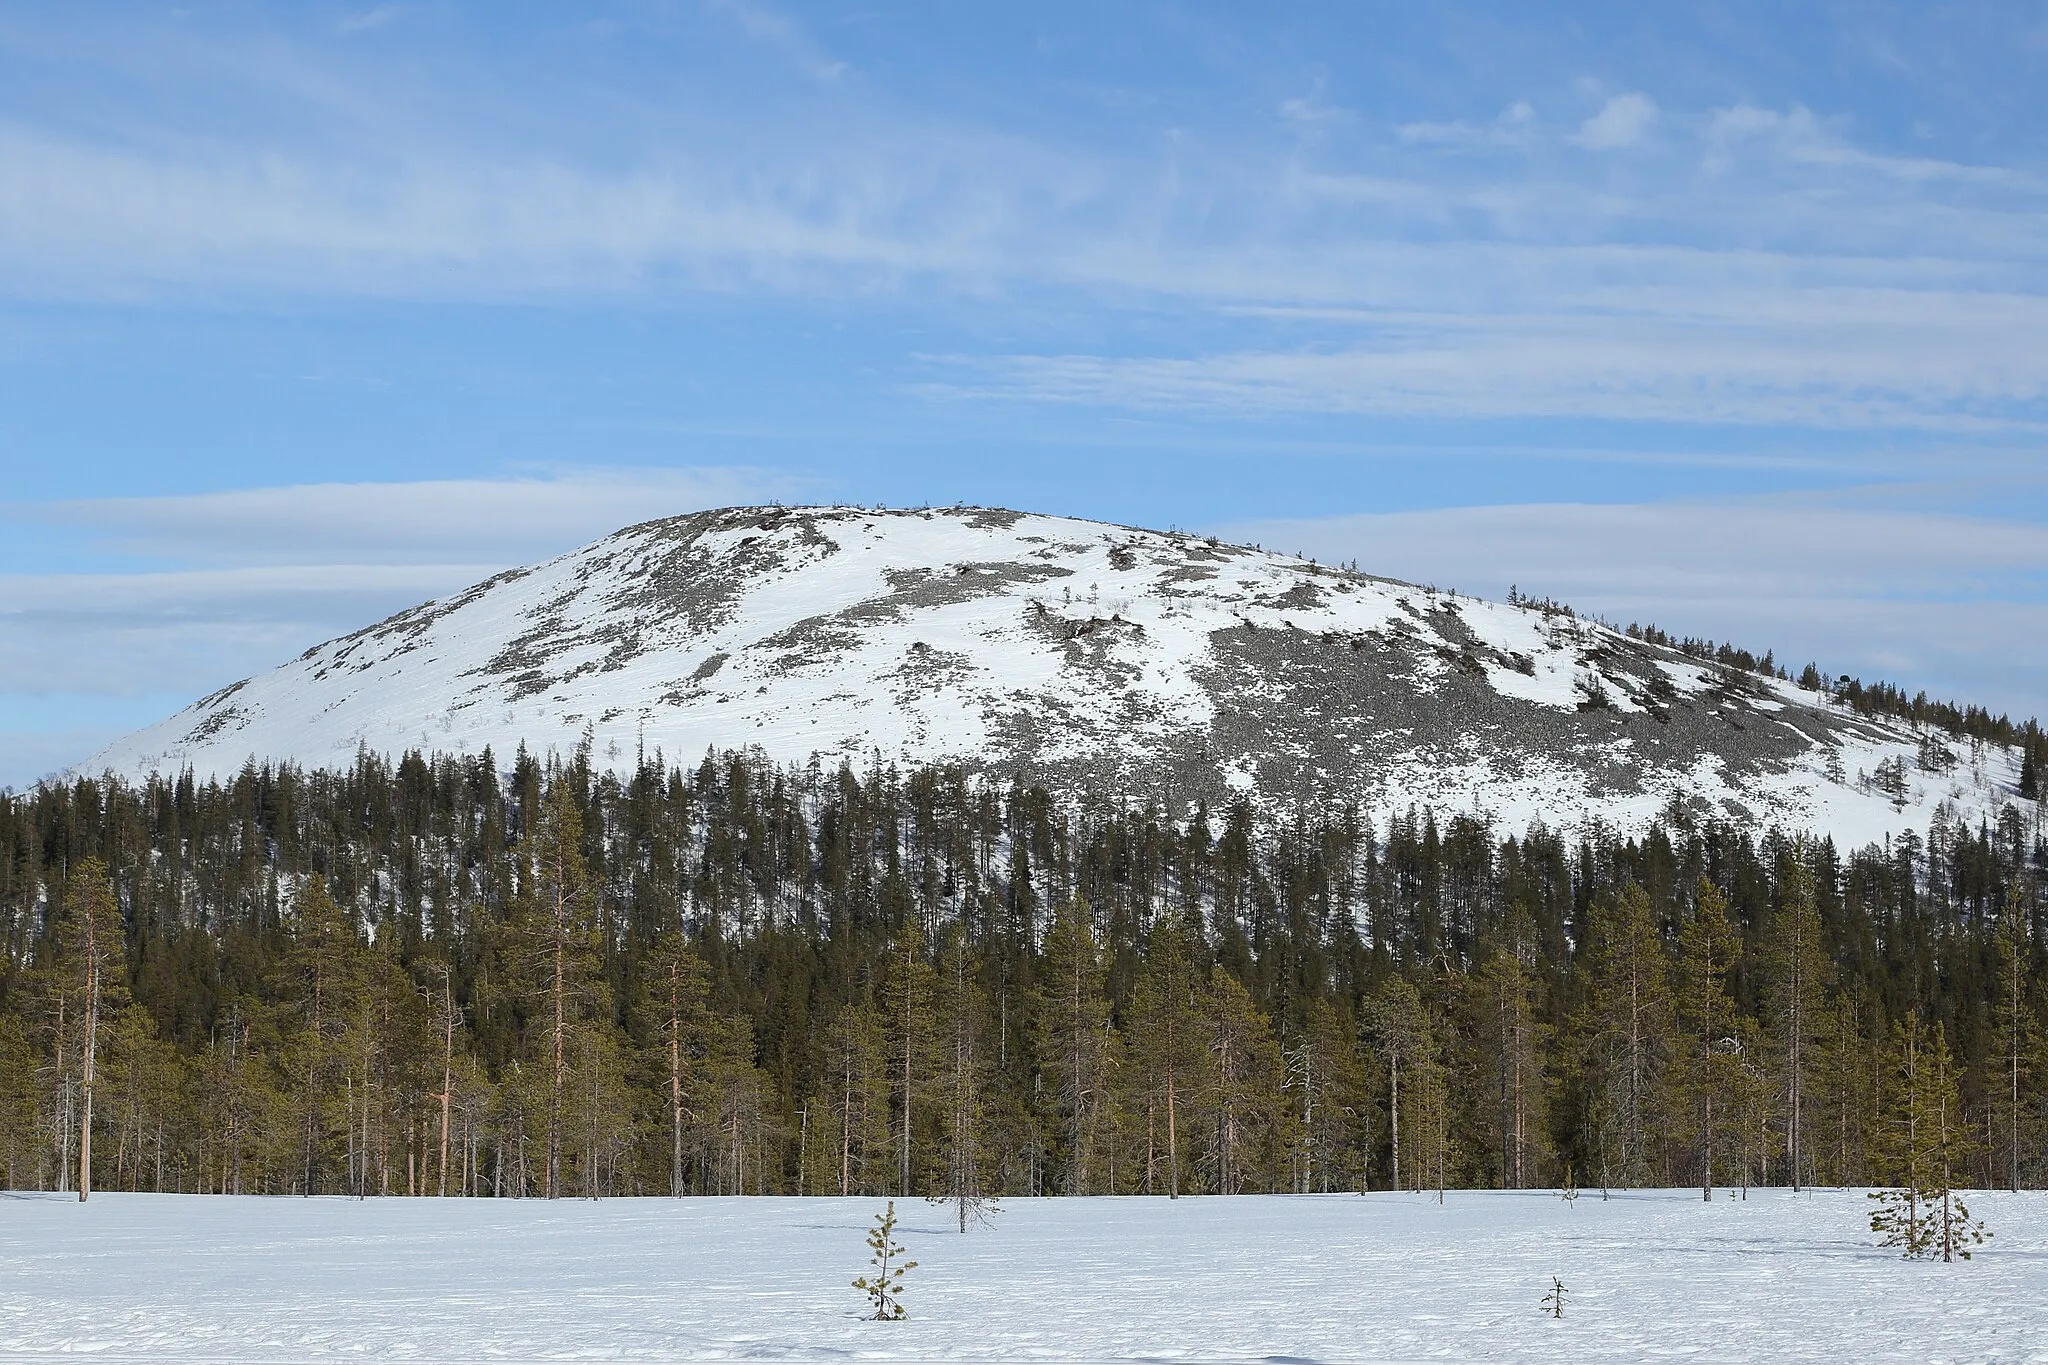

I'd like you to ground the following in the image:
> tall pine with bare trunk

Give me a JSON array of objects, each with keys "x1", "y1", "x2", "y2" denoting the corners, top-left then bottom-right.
[
  {"x1": 58, "y1": 859, "x2": 122, "y2": 1202},
  {"x1": 1671, "y1": 879, "x2": 1743, "y2": 1200},
  {"x1": 1762, "y1": 852, "x2": 1829, "y2": 1190}
]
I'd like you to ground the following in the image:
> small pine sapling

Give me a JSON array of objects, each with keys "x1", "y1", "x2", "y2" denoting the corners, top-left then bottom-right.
[
  {"x1": 852, "y1": 1201, "x2": 918, "y2": 1321},
  {"x1": 1868, "y1": 1017, "x2": 1991, "y2": 1261},
  {"x1": 1541, "y1": 1277, "x2": 1567, "y2": 1319},
  {"x1": 1560, "y1": 1165, "x2": 1578, "y2": 1205}
]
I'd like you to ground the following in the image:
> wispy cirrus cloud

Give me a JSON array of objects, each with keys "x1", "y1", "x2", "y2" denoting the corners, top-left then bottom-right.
[
  {"x1": 0, "y1": 466, "x2": 810, "y2": 787},
  {"x1": 17, "y1": 466, "x2": 809, "y2": 567},
  {"x1": 931, "y1": 288, "x2": 2048, "y2": 430}
]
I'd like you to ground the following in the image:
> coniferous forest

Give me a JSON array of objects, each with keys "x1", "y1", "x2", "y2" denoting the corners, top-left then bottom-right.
[{"x1": 3, "y1": 743, "x2": 2044, "y2": 1203}]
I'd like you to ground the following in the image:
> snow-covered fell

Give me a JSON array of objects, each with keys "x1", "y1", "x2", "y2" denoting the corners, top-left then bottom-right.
[{"x1": 86, "y1": 505, "x2": 2024, "y2": 846}]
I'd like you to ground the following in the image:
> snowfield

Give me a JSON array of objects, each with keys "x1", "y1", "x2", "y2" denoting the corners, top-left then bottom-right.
[{"x1": 2, "y1": 1189, "x2": 2042, "y2": 1362}]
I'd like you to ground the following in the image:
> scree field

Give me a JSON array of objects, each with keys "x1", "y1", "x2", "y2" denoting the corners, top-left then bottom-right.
[{"x1": 1, "y1": 1188, "x2": 2042, "y2": 1362}]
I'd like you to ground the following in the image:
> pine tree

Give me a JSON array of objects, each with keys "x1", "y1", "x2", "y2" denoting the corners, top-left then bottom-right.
[
  {"x1": 522, "y1": 781, "x2": 602, "y2": 1201},
  {"x1": 851, "y1": 1200, "x2": 918, "y2": 1320},
  {"x1": 1203, "y1": 969, "x2": 1283, "y2": 1196},
  {"x1": 57, "y1": 858, "x2": 124, "y2": 1202},
  {"x1": 1869, "y1": 1015, "x2": 1988, "y2": 1260},
  {"x1": 284, "y1": 875, "x2": 360, "y2": 1196},
  {"x1": 1033, "y1": 897, "x2": 1110, "y2": 1194},
  {"x1": 1367, "y1": 976, "x2": 1429, "y2": 1192},
  {"x1": 1990, "y1": 888, "x2": 2039, "y2": 1192},
  {"x1": 1127, "y1": 911, "x2": 1205, "y2": 1197},
  {"x1": 882, "y1": 916, "x2": 937, "y2": 1198},
  {"x1": 1761, "y1": 853, "x2": 1829, "y2": 1189},
  {"x1": 1476, "y1": 905, "x2": 1548, "y2": 1189},
  {"x1": 1577, "y1": 883, "x2": 1671, "y2": 1187},
  {"x1": 1670, "y1": 879, "x2": 1742, "y2": 1200},
  {"x1": 933, "y1": 923, "x2": 995, "y2": 1230},
  {"x1": 639, "y1": 933, "x2": 710, "y2": 1196}
]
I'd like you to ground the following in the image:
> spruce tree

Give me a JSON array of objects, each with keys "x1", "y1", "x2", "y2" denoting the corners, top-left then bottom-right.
[
  {"x1": 813, "y1": 998, "x2": 890, "y2": 1196},
  {"x1": 697, "y1": 1013, "x2": 765, "y2": 1195},
  {"x1": 1809, "y1": 989, "x2": 1875, "y2": 1186},
  {"x1": 1286, "y1": 998, "x2": 1369, "y2": 1193}
]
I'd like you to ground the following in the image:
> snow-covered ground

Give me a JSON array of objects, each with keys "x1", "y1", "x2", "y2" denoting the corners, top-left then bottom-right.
[{"x1": 1, "y1": 1188, "x2": 2040, "y2": 1362}]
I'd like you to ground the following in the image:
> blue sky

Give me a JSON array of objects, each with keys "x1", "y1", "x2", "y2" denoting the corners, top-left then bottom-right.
[{"x1": 3, "y1": 2, "x2": 2047, "y2": 787}]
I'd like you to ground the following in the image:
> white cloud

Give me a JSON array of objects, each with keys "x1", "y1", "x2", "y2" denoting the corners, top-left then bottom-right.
[
  {"x1": 336, "y1": 7, "x2": 405, "y2": 36},
  {"x1": 935, "y1": 292, "x2": 2048, "y2": 429},
  {"x1": 1220, "y1": 497, "x2": 2048, "y2": 720},
  {"x1": 1395, "y1": 101, "x2": 1536, "y2": 147},
  {"x1": 704, "y1": 0, "x2": 849, "y2": 84},
  {"x1": 16, "y1": 465, "x2": 809, "y2": 566},
  {"x1": 1574, "y1": 92, "x2": 1657, "y2": 149}
]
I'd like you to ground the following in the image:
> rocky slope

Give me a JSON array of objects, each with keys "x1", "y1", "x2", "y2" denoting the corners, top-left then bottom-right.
[{"x1": 86, "y1": 505, "x2": 2024, "y2": 844}]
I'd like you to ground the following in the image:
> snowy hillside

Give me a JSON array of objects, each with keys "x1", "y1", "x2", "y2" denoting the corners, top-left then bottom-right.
[{"x1": 87, "y1": 505, "x2": 2022, "y2": 845}]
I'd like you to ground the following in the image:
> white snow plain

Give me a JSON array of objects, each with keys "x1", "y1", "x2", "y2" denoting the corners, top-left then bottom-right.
[{"x1": 2, "y1": 1188, "x2": 2041, "y2": 1362}]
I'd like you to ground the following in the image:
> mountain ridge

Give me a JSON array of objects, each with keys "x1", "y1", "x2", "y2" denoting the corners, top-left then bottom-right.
[{"x1": 86, "y1": 504, "x2": 2026, "y2": 846}]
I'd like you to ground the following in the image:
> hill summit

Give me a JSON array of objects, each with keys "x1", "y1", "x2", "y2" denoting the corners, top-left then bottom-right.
[{"x1": 88, "y1": 504, "x2": 2020, "y2": 842}]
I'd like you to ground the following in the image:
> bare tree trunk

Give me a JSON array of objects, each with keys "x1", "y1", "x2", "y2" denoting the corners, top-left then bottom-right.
[
  {"x1": 670, "y1": 1019, "x2": 685, "y2": 1196},
  {"x1": 304, "y1": 963, "x2": 322, "y2": 1196},
  {"x1": 437, "y1": 974, "x2": 454, "y2": 1197},
  {"x1": 1166, "y1": 1069, "x2": 1179, "y2": 1199},
  {"x1": 1390, "y1": 1051, "x2": 1401, "y2": 1194},
  {"x1": 79, "y1": 912, "x2": 101, "y2": 1203},
  {"x1": 550, "y1": 877, "x2": 566, "y2": 1201},
  {"x1": 900, "y1": 989, "x2": 914, "y2": 1199}
]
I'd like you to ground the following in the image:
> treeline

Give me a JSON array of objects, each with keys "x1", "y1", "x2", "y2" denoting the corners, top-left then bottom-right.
[
  {"x1": 1617, "y1": 618, "x2": 2037, "y2": 758},
  {"x1": 2, "y1": 747, "x2": 2045, "y2": 1201}
]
